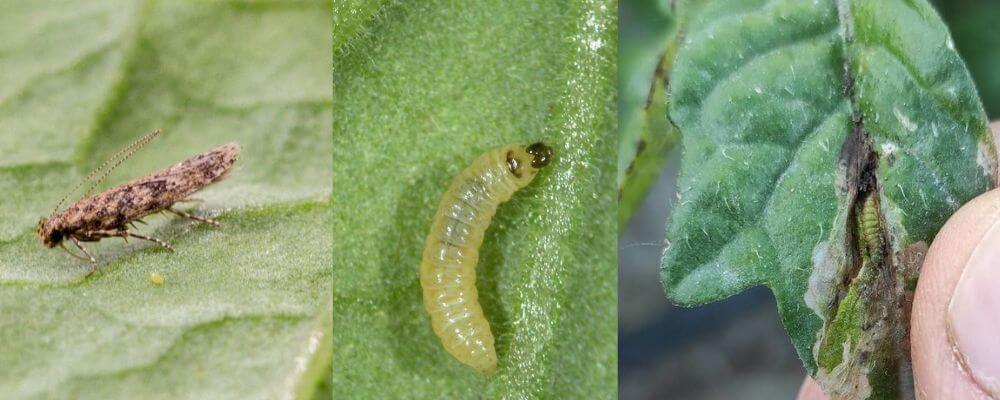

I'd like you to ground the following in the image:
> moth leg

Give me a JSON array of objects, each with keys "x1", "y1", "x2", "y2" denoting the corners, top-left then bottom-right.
[
  {"x1": 84, "y1": 229, "x2": 127, "y2": 241},
  {"x1": 167, "y1": 207, "x2": 220, "y2": 227},
  {"x1": 175, "y1": 197, "x2": 203, "y2": 204},
  {"x1": 69, "y1": 237, "x2": 99, "y2": 276},
  {"x1": 126, "y1": 218, "x2": 148, "y2": 231},
  {"x1": 82, "y1": 229, "x2": 171, "y2": 253},
  {"x1": 127, "y1": 232, "x2": 174, "y2": 252},
  {"x1": 59, "y1": 242, "x2": 90, "y2": 261}
]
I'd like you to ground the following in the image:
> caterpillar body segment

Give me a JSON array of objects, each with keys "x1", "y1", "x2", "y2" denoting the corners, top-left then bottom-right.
[
  {"x1": 858, "y1": 193, "x2": 883, "y2": 260},
  {"x1": 420, "y1": 142, "x2": 553, "y2": 374}
]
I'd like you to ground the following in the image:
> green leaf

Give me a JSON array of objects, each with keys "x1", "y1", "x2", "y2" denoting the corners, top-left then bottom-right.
[
  {"x1": 933, "y1": 0, "x2": 1000, "y2": 118},
  {"x1": 661, "y1": 0, "x2": 995, "y2": 397},
  {"x1": 331, "y1": 0, "x2": 617, "y2": 398},
  {"x1": 617, "y1": 0, "x2": 681, "y2": 226},
  {"x1": 618, "y1": 76, "x2": 680, "y2": 228},
  {"x1": 0, "y1": 1, "x2": 333, "y2": 399}
]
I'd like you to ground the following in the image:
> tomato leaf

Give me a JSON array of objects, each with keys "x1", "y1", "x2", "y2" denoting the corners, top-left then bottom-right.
[{"x1": 661, "y1": 0, "x2": 995, "y2": 397}]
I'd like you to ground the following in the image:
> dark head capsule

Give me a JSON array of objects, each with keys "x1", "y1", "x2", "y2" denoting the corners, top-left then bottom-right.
[{"x1": 526, "y1": 142, "x2": 553, "y2": 168}]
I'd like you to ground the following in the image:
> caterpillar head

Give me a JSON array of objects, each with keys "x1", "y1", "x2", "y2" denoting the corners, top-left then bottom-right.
[{"x1": 506, "y1": 142, "x2": 553, "y2": 184}]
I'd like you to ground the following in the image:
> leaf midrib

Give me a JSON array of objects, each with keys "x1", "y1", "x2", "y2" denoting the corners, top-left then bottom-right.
[{"x1": 681, "y1": 0, "x2": 972, "y2": 276}]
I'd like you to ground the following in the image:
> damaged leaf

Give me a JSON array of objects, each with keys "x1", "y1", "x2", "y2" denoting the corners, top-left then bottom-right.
[
  {"x1": 617, "y1": 0, "x2": 682, "y2": 226},
  {"x1": 660, "y1": 0, "x2": 995, "y2": 398}
]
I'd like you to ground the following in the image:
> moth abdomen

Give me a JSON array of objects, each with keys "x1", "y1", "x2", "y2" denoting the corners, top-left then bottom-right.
[{"x1": 53, "y1": 143, "x2": 240, "y2": 230}]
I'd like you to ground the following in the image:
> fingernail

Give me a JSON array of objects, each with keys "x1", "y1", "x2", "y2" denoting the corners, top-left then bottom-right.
[{"x1": 948, "y1": 217, "x2": 1000, "y2": 397}]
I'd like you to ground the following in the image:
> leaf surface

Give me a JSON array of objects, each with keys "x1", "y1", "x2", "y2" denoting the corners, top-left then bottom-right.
[
  {"x1": 0, "y1": 1, "x2": 333, "y2": 398},
  {"x1": 331, "y1": 0, "x2": 617, "y2": 398},
  {"x1": 932, "y1": 0, "x2": 1000, "y2": 118}
]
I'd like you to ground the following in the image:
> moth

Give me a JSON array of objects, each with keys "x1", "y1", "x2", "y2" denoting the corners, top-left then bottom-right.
[
  {"x1": 37, "y1": 129, "x2": 240, "y2": 275},
  {"x1": 420, "y1": 142, "x2": 553, "y2": 374}
]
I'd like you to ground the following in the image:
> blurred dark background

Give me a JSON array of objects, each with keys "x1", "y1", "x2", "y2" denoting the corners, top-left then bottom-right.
[{"x1": 618, "y1": 1, "x2": 1000, "y2": 399}]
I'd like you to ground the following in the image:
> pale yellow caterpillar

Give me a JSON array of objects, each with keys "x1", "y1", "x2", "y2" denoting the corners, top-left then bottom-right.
[{"x1": 420, "y1": 142, "x2": 553, "y2": 374}]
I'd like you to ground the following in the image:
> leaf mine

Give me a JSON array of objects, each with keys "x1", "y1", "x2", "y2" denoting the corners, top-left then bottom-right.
[{"x1": 661, "y1": 1, "x2": 996, "y2": 398}]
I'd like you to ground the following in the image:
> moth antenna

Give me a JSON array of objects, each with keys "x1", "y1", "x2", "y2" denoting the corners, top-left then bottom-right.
[
  {"x1": 82, "y1": 129, "x2": 162, "y2": 198},
  {"x1": 51, "y1": 129, "x2": 162, "y2": 215}
]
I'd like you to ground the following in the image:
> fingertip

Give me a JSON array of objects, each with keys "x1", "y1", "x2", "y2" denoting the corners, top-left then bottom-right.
[
  {"x1": 912, "y1": 189, "x2": 1000, "y2": 399},
  {"x1": 797, "y1": 377, "x2": 829, "y2": 400}
]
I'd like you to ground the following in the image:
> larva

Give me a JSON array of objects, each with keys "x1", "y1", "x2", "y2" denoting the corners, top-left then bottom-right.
[
  {"x1": 420, "y1": 142, "x2": 553, "y2": 374},
  {"x1": 858, "y1": 193, "x2": 883, "y2": 259}
]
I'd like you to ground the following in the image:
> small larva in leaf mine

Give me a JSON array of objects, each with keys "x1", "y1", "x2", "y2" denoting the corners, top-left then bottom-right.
[
  {"x1": 859, "y1": 194, "x2": 883, "y2": 256},
  {"x1": 420, "y1": 142, "x2": 553, "y2": 374}
]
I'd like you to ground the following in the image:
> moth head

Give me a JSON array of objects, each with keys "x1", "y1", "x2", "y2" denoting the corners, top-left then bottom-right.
[
  {"x1": 36, "y1": 217, "x2": 61, "y2": 247},
  {"x1": 506, "y1": 142, "x2": 553, "y2": 183}
]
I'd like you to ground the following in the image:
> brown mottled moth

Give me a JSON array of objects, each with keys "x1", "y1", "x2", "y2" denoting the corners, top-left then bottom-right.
[
  {"x1": 37, "y1": 129, "x2": 240, "y2": 275},
  {"x1": 420, "y1": 142, "x2": 553, "y2": 374}
]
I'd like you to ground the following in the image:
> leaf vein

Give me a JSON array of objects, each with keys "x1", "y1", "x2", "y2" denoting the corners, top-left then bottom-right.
[
  {"x1": 859, "y1": 41, "x2": 974, "y2": 132},
  {"x1": 693, "y1": 28, "x2": 837, "y2": 114},
  {"x1": 685, "y1": 104, "x2": 843, "y2": 280}
]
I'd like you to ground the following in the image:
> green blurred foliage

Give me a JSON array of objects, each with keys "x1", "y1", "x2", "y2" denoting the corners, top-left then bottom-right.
[
  {"x1": 617, "y1": 0, "x2": 680, "y2": 225},
  {"x1": 933, "y1": 0, "x2": 1000, "y2": 118}
]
